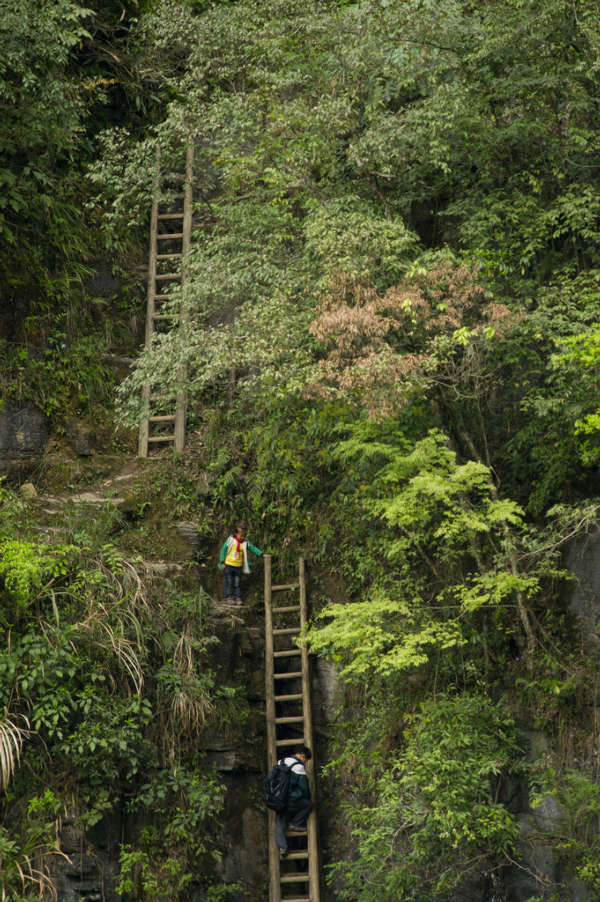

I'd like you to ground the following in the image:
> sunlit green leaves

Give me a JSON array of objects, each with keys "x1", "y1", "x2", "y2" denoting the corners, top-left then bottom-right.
[
  {"x1": 0, "y1": 540, "x2": 78, "y2": 611},
  {"x1": 308, "y1": 590, "x2": 465, "y2": 679},
  {"x1": 306, "y1": 428, "x2": 543, "y2": 677},
  {"x1": 331, "y1": 694, "x2": 521, "y2": 901}
]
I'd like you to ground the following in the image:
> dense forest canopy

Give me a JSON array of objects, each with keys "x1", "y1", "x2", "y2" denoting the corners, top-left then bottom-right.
[{"x1": 3, "y1": 0, "x2": 600, "y2": 899}]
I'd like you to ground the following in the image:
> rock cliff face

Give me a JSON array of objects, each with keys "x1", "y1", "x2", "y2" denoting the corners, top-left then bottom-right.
[
  {"x1": 0, "y1": 402, "x2": 48, "y2": 476},
  {"x1": 51, "y1": 812, "x2": 122, "y2": 902},
  {"x1": 567, "y1": 533, "x2": 600, "y2": 654}
]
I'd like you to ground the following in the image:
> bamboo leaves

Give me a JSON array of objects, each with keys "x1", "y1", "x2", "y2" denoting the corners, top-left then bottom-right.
[{"x1": 0, "y1": 714, "x2": 28, "y2": 792}]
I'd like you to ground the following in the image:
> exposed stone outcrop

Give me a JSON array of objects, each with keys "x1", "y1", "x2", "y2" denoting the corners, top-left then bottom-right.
[
  {"x1": 174, "y1": 521, "x2": 203, "y2": 559},
  {"x1": 0, "y1": 402, "x2": 48, "y2": 475},
  {"x1": 68, "y1": 418, "x2": 96, "y2": 457},
  {"x1": 567, "y1": 531, "x2": 600, "y2": 652},
  {"x1": 51, "y1": 812, "x2": 121, "y2": 902}
]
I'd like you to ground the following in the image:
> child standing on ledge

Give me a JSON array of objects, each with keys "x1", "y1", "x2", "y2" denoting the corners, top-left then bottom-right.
[{"x1": 218, "y1": 523, "x2": 263, "y2": 605}]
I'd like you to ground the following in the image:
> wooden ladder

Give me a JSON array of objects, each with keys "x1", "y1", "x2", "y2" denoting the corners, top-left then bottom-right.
[
  {"x1": 138, "y1": 145, "x2": 194, "y2": 458},
  {"x1": 264, "y1": 555, "x2": 320, "y2": 902}
]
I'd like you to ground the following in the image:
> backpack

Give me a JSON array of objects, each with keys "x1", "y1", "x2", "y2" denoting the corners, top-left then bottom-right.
[{"x1": 264, "y1": 757, "x2": 300, "y2": 812}]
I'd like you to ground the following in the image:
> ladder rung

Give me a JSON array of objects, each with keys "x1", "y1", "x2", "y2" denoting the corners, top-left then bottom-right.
[
  {"x1": 276, "y1": 738, "x2": 305, "y2": 746},
  {"x1": 275, "y1": 693, "x2": 303, "y2": 702},
  {"x1": 272, "y1": 583, "x2": 299, "y2": 591},
  {"x1": 284, "y1": 851, "x2": 309, "y2": 860},
  {"x1": 274, "y1": 650, "x2": 300, "y2": 658},
  {"x1": 279, "y1": 897, "x2": 310, "y2": 902},
  {"x1": 149, "y1": 415, "x2": 176, "y2": 422},
  {"x1": 273, "y1": 672, "x2": 302, "y2": 680},
  {"x1": 156, "y1": 253, "x2": 182, "y2": 260},
  {"x1": 153, "y1": 314, "x2": 179, "y2": 321},
  {"x1": 280, "y1": 875, "x2": 309, "y2": 883},
  {"x1": 147, "y1": 434, "x2": 175, "y2": 443},
  {"x1": 273, "y1": 628, "x2": 299, "y2": 636},
  {"x1": 156, "y1": 233, "x2": 184, "y2": 239},
  {"x1": 154, "y1": 294, "x2": 173, "y2": 300},
  {"x1": 157, "y1": 213, "x2": 184, "y2": 220},
  {"x1": 155, "y1": 272, "x2": 181, "y2": 280},
  {"x1": 149, "y1": 395, "x2": 176, "y2": 402},
  {"x1": 272, "y1": 606, "x2": 300, "y2": 614},
  {"x1": 275, "y1": 716, "x2": 304, "y2": 724}
]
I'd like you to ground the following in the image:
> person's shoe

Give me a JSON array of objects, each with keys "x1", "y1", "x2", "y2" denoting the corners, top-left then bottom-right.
[
  {"x1": 224, "y1": 597, "x2": 237, "y2": 605},
  {"x1": 234, "y1": 598, "x2": 244, "y2": 606},
  {"x1": 287, "y1": 825, "x2": 307, "y2": 833},
  {"x1": 279, "y1": 846, "x2": 288, "y2": 857}
]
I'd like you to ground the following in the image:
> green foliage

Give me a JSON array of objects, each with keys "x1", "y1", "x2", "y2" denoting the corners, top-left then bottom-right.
[
  {"x1": 368, "y1": 430, "x2": 520, "y2": 559},
  {"x1": 5, "y1": 0, "x2": 600, "y2": 897},
  {"x1": 86, "y1": 129, "x2": 157, "y2": 251},
  {"x1": 0, "y1": 331, "x2": 115, "y2": 427},
  {"x1": 0, "y1": 512, "x2": 232, "y2": 899},
  {"x1": 0, "y1": 790, "x2": 62, "y2": 900},
  {"x1": 118, "y1": 767, "x2": 231, "y2": 900},
  {"x1": 330, "y1": 695, "x2": 521, "y2": 901},
  {"x1": 0, "y1": 0, "x2": 93, "y2": 310},
  {"x1": 304, "y1": 195, "x2": 418, "y2": 290},
  {"x1": 60, "y1": 695, "x2": 155, "y2": 783},
  {"x1": 308, "y1": 589, "x2": 464, "y2": 680},
  {"x1": 246, "y1": 396, "x2": 342, "y2": 545},
  {"x1": 307, "y1": 429, "x2": 545, "y2": 678},
  {"x1": 0, "y1": 0, "x2": 164, "y2": 327},
  {"x1": 102, "y1": 0, "x2": 432, "y2": 420},
  {"x1": 97, "y1": 0, "x2": 600, "y2": 522},
  {"x1": 0, "y1": 482, "x2": 30, "y2": 540},
  {"x1": 552, "y1": 325, "x2": 600, "y2": 462},
  {"x1": 530, "y1": 769, "x2": 600, "y2": 897},
  {"x1": 0, "y1": 540, "x2": 77, "y2": 614}
]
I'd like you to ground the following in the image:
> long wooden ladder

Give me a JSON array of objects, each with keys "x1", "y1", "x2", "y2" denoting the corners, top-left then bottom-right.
[
  {"x1": 264, "y1": 555, "x2": 320, "y2": 902},
  {"x1": 138, "y1": 145, "x2": 194, "y2": 457}
]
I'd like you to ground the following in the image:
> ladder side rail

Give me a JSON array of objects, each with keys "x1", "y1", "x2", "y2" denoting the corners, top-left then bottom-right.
[
  {"x1": 138, "y1": 385, "x2": 151, "y2": 459},
  {"x1": 181, "y1": 144, "x2": 194, "y2": 262},
  {"x1": 264, "y1": 554, "x2": 277, "y2": 764},
  {"x1": 138, "y1": 151, "x2": 161, "y2": 458},
  {"x1": 174, "y1": 144, "x2": 194, "y2": 453},
  {"x1": 144, "y1": 151, "x2": 160, "y2": 350},
  {"x1": 264, "y1": 555, "x2": 281, "y2": 902},
  {"x1": 299, "y1": 556, "x2": 320, "y2": 902}
]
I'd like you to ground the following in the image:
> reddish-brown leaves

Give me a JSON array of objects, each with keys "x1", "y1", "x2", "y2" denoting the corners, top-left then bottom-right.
[{"x1": 309, "y1": 262, "x2": 512, "y2": 418}]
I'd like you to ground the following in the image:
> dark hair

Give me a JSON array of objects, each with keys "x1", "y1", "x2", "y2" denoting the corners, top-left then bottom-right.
[
  {"x1": 235, "y1": 522, "x2": 247, "y2": 533},
  {"x1": 295, "y1": 745, "x2": 312, "y2": 760}
]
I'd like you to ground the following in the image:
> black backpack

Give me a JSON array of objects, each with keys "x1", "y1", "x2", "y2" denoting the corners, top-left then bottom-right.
[{"x1": 264, "y1": 757, "x2": 300, "y2": 812}]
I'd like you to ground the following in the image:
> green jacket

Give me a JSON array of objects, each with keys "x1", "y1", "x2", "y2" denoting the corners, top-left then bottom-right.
[
  {"x1": 265, "y1": 756, "x2": 311, "y2": 804},
  {"x1": 218, "y1": 536, "x2": 263, "y2": 573}
]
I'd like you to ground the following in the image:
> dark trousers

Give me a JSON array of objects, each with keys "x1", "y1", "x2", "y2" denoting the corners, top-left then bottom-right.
[
  {"x1": 287, "y1": 796, "x2": 313, "y2": 827},
  {"x1": 275, "y1": 797, "x2": 313, "y2": 850},
  {"x1": 224, "y1": 564, "x2": 242, "y2": 599}
]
